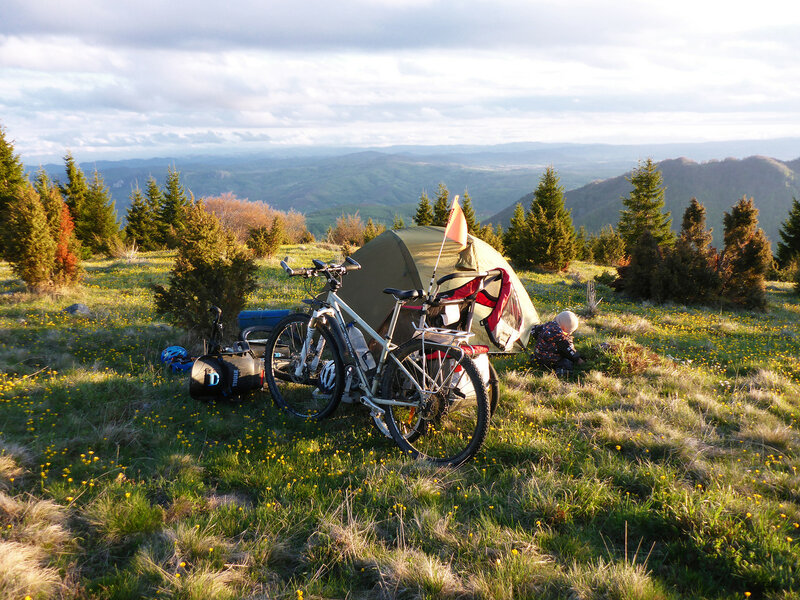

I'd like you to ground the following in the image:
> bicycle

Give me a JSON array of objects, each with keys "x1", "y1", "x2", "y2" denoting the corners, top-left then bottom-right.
[{"x1": 263, "y1": 256, "x2": 492, "y2": 467}]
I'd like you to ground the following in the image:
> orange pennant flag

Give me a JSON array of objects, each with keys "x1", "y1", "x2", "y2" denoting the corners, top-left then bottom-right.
[{"x1": 444, "y1": 195, "x2": 468, "y2": 250}]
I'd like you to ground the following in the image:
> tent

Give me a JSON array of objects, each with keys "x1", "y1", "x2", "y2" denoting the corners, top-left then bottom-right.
[{"x1": 338, "y1": 226, "x2": 539, "y2": 353}]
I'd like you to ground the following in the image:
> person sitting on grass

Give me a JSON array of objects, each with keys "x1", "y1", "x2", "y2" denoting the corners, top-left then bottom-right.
[{"x1": 531, "y1": 310, "x2": 585, "y2": 376}]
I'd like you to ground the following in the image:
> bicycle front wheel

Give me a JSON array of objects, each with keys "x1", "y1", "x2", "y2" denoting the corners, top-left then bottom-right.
[
  {"x1": 381, "y1": 340, "x2": 490, "y2": 467},
  {"x1": 264, "y1": 313, "x2": 344, "y2": 419}
]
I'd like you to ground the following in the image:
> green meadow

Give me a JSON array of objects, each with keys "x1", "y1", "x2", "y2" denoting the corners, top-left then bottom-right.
[{"x1": 1, "y1": 247, "x2": 799, "y2": 599}]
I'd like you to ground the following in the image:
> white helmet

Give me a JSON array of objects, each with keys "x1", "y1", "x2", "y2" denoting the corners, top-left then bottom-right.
[{"x1": 317, "y1": 361, "x2": 338, "y2": 394}]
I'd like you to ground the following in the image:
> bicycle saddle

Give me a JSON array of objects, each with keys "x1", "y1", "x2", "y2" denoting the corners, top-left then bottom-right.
[{"x1": 383, "y1": 288, "x2": 424, "y2": 300}]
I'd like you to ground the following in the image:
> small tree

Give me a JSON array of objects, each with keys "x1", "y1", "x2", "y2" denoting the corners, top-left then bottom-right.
[
  {"x1": 82, "y1": 169, "x2": 121, "y2": 255},
  {"x1": 52, "y1": 202, "x2": 82, "y2": 285},
  {"x1": 776, "y1": 197, "x2": 800, "y2": 268},
  {"x1": 720, "y1": 196, "x2": 772, "y2": 309},
  {"x1": 590, "y1": 226, "x2": 626, "y2": 266},
  {"x1": 363, "y1": 218, "x2": 385, "y2": 244},
  {"x1": 413, "y1": 191, "x2": 433, "y2": 226},
  {"x1": 461, "y1": 191, "x2": 479, "y2": 234},
  {"x1": 526, "y1": 166, "x2": 576, "y2": 271},
  {"x1": 154, "y1": 200, "x2": 258, "y2": 336},
  {"x1": 247, "y1": 215, "x2": 285, "y2": 258},
  {"x1": 59, "y1": 153, "x2": 89, "y2": 243},
  {"x1": 618, "y1": 158, "x2": 674, "y2": 253},
  {"x1": 3, "y1": 185, "x2": 56, "y2": 289},
  {"x1": 159, "y1": 166, "x2": 190, "y2": 247},
  {"x1": 432, "y1": 183, "x2": 450, "y2": 227},
  {"x1": 658, "y1": 199, "x2": 720, "y2": 304},
  {"x1": 575, "y1": 226, "x2": 592, "y2": 261},
  {"x1": 502, "y1": 203, "x2": 531, "y2": 267},
  {"x1": 125, "y1": 185, "x2": 161, "y2": 251},
  {"x1": 0, "y1": 126, "x2": 27, "y2": 257},
  {"x1": 477, "y1": 223, "x2": 504, "y2": 253},
  {"x1": 391, "y1": 213, "x2": 406, "y2": 230}
]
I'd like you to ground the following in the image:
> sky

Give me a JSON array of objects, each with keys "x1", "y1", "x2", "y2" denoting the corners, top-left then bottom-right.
[{"x1": 2, "y1": 0, "x2": 800, "y2": 162}]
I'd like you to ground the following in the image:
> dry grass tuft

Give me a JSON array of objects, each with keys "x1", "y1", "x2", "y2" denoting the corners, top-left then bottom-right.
[
  {"x1": 0, "y1": 541, "x2": 63, "y2": 599},
  {"x1": 566, "y1": 558, "x2": 667, "y2": 600},
  {"x1": 375, "y1": 547, "x2": 466, "y2": 600}
]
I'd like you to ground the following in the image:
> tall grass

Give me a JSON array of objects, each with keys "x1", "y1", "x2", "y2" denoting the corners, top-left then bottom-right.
[{"x1": 0, "y1": 250, "x2": 798, "y2": 598}]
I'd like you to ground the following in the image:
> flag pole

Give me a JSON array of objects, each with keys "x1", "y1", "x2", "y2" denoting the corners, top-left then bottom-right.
[{"x1": 427, "y1": 195, "x2": 459, "y2": 297}]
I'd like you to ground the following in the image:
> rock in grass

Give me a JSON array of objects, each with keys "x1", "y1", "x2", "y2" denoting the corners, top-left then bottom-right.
[{"x1": 64, "y1": 303, "x2": 92, "y2": 317}]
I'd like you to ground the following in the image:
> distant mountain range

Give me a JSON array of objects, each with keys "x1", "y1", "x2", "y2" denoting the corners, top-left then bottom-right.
[
  {"x1": 487, "y1": 155, "x2": 800, "y2": 250},
  {"x1": 29, "y1": 138, "x2": 800, "y2": 240}
]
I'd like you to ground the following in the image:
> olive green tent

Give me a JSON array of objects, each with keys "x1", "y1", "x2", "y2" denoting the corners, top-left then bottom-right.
[{"x1": 338, "y1": 226, "x2": 539, "y2": 353}]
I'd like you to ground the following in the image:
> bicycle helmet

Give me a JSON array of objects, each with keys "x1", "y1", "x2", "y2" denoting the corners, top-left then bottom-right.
[
  {"x1": 161, "y1": 345, "x2": 189, "y2": 364},
  {"x1": 317, "y1": 360, "x2": 338, "y2": 394},
  {"x1": 169, "y1": 358, "x2": 194, "y2": 373}
]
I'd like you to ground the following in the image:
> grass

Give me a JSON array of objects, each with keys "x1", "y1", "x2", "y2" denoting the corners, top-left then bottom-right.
[{"x1": 1, "y1": 247, "x2": 799, "y2": 599}]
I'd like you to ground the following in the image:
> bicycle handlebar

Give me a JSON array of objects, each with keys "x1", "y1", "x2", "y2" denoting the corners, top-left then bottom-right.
[{"x1": 279, "y1": 256, "x2": 361, "y2": 280}]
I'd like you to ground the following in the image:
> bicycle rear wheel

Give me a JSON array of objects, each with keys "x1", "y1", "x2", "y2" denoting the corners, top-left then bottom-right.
[
  {"x1": 381, "y1": 340, "x2": 490, "y2": 466},
  {"x1": 264, "y1": 313, "x2": 344, "y2": 419}
]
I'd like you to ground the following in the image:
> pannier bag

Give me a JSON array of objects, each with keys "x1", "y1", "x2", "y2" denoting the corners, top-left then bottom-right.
[{"x1": 190, "y1": 341, "x2": 263, "y2": 402}]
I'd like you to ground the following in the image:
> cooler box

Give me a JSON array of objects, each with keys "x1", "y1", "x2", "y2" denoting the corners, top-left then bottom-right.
[{"x1": 237, "y1": 309, "x2": 291, "y2": 332}]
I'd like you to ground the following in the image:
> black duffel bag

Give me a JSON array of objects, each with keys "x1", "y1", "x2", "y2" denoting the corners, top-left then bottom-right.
[{"x1": 189, "y1": 307, "x2": 264, "y2": 402}]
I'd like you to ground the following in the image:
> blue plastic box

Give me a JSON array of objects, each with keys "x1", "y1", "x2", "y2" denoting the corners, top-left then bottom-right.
[{"x1": 237, "y1": 309, "x2": 291, "y2": 332}]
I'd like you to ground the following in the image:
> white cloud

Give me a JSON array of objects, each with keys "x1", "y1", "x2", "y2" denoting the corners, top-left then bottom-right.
[{"x1": 2, "y1": 0, "x2": 800, "y2": 161}]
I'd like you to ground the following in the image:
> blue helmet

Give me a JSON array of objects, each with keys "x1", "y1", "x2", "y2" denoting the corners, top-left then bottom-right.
[
  {"x1": 160, "y1": 346, "x2": 189, "y2": 364},
  {"x1": 169, "y1": 358, "x2": 194, "y2": 373}
]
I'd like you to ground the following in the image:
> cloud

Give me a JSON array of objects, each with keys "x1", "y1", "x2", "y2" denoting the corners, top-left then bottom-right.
[{"x1": 2, "y1": 0, "x2": 800, "y2": 161}]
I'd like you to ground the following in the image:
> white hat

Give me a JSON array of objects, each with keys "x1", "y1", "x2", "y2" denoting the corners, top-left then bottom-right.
[{"x1": 555, "y1": 310, "x2": 579, "y2": 334}]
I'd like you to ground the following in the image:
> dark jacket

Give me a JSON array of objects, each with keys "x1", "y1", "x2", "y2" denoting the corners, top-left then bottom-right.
[{"x1": 532, "y1": 321, "x2": 580, "y2": 366}]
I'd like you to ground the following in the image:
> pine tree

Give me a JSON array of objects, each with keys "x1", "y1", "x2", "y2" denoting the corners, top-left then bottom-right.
[
  {"x1": 461, "y1": 191, "x2": 479, "y2": 234},
  {"x1": 413, "y1": 191, "x2": 433, "y2": 226},
  {"x1": 154, "y1": 200, "x2": 258, "y2": 334},
  {"x1": 363, "y1": 218, "x2": 384, "y2": 244},
  {"x1": 3, "y1": 185, "x2": 56, "y2": 289},
  {"x1": 527, "y1": 167, "x2": 576, "y2": 271},
  {"x1": 159, "y1": 166, "x2": 190, "y2": 247},
  {"x1": 82, "y1": 170, "x2": 121, "y2": 255},
  {"x1": 575, "y1": 226, "x2": 592, "y2": 261},
  {"x1": 620, "y1": 230, "x2": 664, "y2": 301},
  {"x1": 0, "y1": 126, "x2": 27, "y2": 256},
  {"x1": 776, "y1": 197, "x2": 800, "y2": 268},
  {"x1": 618, "y1": 158, "x2": 674, "y2": 253},
  {"x1": 34, "y1": 168, "x2": 63, "y2": 241},
  {"x1": 477, "y1": 223, "x2": 504, "y2": 253},
  {"x1": 125, "y1": 185, "x2": 160, "y2": 250},
  {"x1": 432, "y1": 183, "x2": 449, "y2": 227},
  {"x1": 659, "y1": 199, "x2": 720, "y2": 304},
  {"x1": 502, "y1": 203, "x2": 531, "y2": 267},
  {"x1": 391, "y1": 213, "x2": 406, "y2": 230},
  {"x1": 60, "y1": 153, "x2": 89, "y2": 231},
  {"x1": 590, "y1": 226, "x2": 626, "y2": 266},
  {"x1": 720, "y1": 196, "x2": 772, "y2": 309}
]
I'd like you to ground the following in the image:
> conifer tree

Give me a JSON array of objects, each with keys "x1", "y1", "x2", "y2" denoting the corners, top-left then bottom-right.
[
  {"x1": 432, "y1": 183, "x2": 449, "y2": 227},
  {"x1": 391, "y1": 213, "x2": 406, "y2": 230},
  {"x1": 81, "y1": 170, "x2": 121, "y2": 255},
  {"x1": 502, "y1": 203, "x2": 531, "y2": 267},
  {"x1": 3, "y1": 185, "x2": 56, "y2": 289},
  {"x1": 34, "y1": 169, "x2": 62, "y2": 241},
  {"x1": 659, "y1": 199, "x2": 720, "y2": 304},
  {"x1": 125, "y1": 185, "x2": 160, "y2": 250},
  {"x1": 590, "y1": 226, "x2": 626, "y2": 266},
  {"x1": 575, "y1": 226, "x2": 592, "y2": 261},
  {"x1": 159, "y1": 166, "x2": 190, "y2": 247},
  {"x1": 60, "y1": 153, "x2": 89, "y2": 229},
  {"x1": 477, "y1": 223, "x2": 504, "y2": 253},
  {"x1": 720, "y1": 196, "x2": 772, "y2": 309},
  {"x1": 620, "y1": 230, "x2": 664, "y2": 301},
  {"x1": 527, "y1": 166, "x2": 576, "y2": 271},
  {"x1": 0, "y1": 126, "x2": 27, "y2": 256},
  {"x1": 154, "y1": 200, "x2": 258, "y2": 334},
  {"x1": 363, "y1": 218, "x2": 384, "y2": 244},
  {"x1": 413, "y1": 191, "x2": 433, "y2": 226},
  {"x1": 618, "y1": 158, "x2": 674, "y2": 253},
  {"x1": 776, "y1": 197, "x2": 800, "y2": 268},
  {"x1": 52, "y1": 202, "x2": 81, "y2": 285},
  {"x1": 461, "y1": 191, "x2": 479, "y2": 234}
]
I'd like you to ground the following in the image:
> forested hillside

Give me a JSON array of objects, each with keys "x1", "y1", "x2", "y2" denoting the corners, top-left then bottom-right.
[{"x1": 490, "y1": 155, "x2": 800, "y2": 249}]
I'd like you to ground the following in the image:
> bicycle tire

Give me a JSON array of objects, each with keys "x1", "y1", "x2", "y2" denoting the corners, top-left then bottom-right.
[
  {"x1": 381, "y1": 339, "x2": 490, "y2": 467},
  {"x1": 487, "y1": 361, "x2": 500, "y2": 416},
  {"x1": 264, "y1": 313, "x2": 344, "y2": 420}
]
